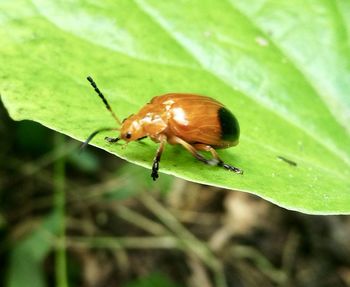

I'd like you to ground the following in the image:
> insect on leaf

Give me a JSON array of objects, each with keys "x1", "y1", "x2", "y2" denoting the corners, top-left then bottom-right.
[{"x1": 1, "y1": 0, "x2": 350, "y2": 214}]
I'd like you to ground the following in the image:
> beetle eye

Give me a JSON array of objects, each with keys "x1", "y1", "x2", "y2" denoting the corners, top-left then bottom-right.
[{"x1": 125, "y1": 132, "x2": 132, "y2": 139}]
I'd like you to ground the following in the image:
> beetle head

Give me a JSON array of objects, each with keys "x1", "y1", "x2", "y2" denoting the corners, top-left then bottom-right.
[{"x1": 120, "y1": 115, "x2": 146, "y2": 142}]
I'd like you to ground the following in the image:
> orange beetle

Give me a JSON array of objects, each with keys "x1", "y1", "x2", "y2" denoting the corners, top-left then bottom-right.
[{"x1": 83, "y1": 76, "x2": 243, "y2": 180}]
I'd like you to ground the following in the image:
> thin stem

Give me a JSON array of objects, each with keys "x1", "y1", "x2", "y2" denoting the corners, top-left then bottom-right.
[
  {"x1": 54, "y1": 133, "x2": 68, "y2": 287},
  {"x1": 139, "y1": 193, "x2": 227, "y2": 287},
  {"x1": 67, "y1": 236, "x2": 179, "y2": 250},
  {"x1": 115, "y1": 205, "x2": 167, "y2": 236}
]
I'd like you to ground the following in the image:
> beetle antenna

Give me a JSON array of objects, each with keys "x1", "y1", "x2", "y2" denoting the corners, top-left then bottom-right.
[
  {"x1": 80, "y1": 127, "x2": 120, "y2": 151},
  {"x1": 87, "y1": 76, "x2": 122, "y2": 125}
]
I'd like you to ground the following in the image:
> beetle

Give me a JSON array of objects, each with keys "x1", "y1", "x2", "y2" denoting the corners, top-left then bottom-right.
[{"x1": 82, "y1": 76, "x2": 243, "y2": 180}]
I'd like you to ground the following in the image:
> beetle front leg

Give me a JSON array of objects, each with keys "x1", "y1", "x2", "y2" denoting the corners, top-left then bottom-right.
[
  {"x1": 105, "y1": 136, "x2": 120, "y2": 143},
  {"x1": 151, "y1": 136, "x2": 166, "y2": 181}
]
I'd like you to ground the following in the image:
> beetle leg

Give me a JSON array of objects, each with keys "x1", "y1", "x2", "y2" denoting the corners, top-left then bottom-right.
[
  {"x1": 151, "y1": 136, "x2": 167, "y2": 181},
  {"x1": 170, "y1": 137, "x2": 214, "y2": 166},
  {"x1": 192, "y1": 144, "x2": 221, "y2": 166},
  {"x1": 137, "y1": 136, "x2": 147, "y2": 141},
  {"x1": 105, "y1": 136, "x2": 120, "y2": 143},
  {"x1": 193, "y1": 144, "x2": 243, "y2": 174},
  {"x1": 171, "y1": 137, "x2": 243, "y2": 174}
]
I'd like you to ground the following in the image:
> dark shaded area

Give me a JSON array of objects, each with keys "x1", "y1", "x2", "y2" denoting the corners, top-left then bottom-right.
[
  {"x1": 218, "y1": 107, "x2": 239, "y2": 142},
  {"x1": 1, "y1": 100, "x2": 350, "y2": 287}
]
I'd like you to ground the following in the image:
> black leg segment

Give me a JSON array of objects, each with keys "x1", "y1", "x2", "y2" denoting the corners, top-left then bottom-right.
[
  {"x1": 217, "y1": 161, "x2": 243, "y2": 174},
  {"x1": 151, "y1": 158, "x2": 160, "y2": 181},
  {"x1": 151, "y1": 137, "x2": 166, "y2": 181},
  {"x1": 105, "y1": 136, "x2": 120, "y2": 143}
]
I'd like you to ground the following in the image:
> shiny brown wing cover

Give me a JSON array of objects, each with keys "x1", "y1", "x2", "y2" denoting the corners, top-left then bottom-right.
[{"x1": 152, "y1": 94, "x2": 238, "y2": 148}]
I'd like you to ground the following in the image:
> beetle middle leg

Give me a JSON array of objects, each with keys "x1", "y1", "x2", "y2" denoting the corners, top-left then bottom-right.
[
  {"x1": 151, "y1": 135, "x2": 167, "y2": 181},
  {"x1": 194, "y1": 144, "x2": 243, "y2": 174}
]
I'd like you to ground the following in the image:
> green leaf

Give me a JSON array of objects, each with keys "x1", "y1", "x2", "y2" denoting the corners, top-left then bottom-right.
[
  {"x1": 1, "y1": 0, "x2": 350, "y2": 214},
  {"x1": 7, "y1": 213, "x2": 60, "y2": 287}
]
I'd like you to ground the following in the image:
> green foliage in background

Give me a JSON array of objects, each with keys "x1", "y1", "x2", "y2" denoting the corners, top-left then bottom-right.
[
  {"x1": 1, "y1": 0, "x2": 350, "y2": 214},
  {"x1": 124, "y1": 273, "x2": 181, "y2": 287},
  {"x1": 7, "y1": 213, "x2": 60, "y2": 287}
]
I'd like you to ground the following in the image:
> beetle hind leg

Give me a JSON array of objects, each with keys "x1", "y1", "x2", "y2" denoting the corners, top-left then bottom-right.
[
  {"x1": 170, "y1": 136, "x2": 243, "y2": 174},
  {"x1": 194, "y1": 144, "x2": 243, "y2": 174}
]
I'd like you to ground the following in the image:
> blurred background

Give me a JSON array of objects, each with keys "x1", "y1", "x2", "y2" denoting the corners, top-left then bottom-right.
[{"x1": 1, "y1": 94, "x2": 350, "y2": 287}]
